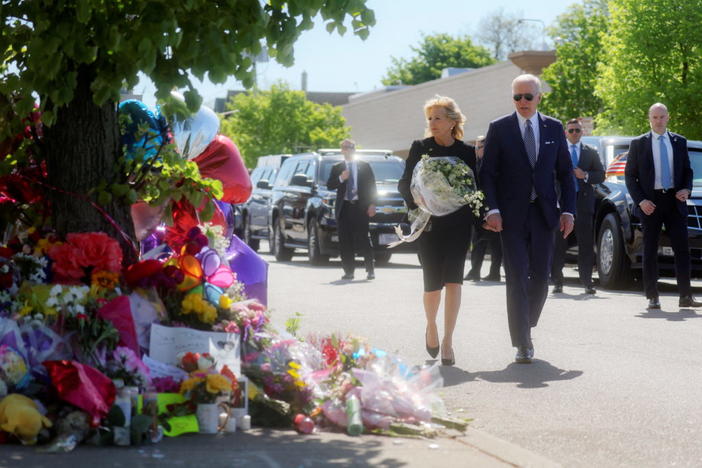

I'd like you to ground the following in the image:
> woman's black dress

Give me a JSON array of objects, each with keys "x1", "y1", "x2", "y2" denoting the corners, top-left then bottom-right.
[{"x1": 398, "y1": 137, "x2": 477, "y2": 292}]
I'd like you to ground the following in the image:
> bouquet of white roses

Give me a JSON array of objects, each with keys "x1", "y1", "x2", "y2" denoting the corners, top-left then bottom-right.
[{"x1": 389, "y1": 155, "x2": 483, "y2": 247}]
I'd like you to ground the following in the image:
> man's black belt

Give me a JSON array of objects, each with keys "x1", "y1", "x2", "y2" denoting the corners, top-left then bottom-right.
[{"x1": 654, "y1": 188, "x2": 674, "y2": 194}]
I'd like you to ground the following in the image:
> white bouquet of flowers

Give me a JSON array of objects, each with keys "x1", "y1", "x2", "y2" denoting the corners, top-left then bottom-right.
[{"x1": 389, "y1": 155, "x2": 483, "y2": 247}]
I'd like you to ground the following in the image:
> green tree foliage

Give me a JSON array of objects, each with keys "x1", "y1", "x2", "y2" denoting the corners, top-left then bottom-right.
[
  {"x1": 540, "y1": 0, "x2": 609, "y2": 122},
  {"x1": 381, "y1": 33, "x2": 495, "y2": 86},
  {"x1": 220, "y1": 82, "x2": 349, "y2": 167},
  {"x1": 595, "y1": 0, "x2": 702, "y2": 137},
  {"x1": 0, "y1": 1, "x2": 373, "y2": 256}
]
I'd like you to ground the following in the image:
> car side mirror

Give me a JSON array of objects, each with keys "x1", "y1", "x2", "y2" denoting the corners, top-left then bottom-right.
[
  {"x1": 290, "y1": 173, "x2": 312, "y2": 187},
  {"x1": 256, "y1": 179, "x2": 270, "y2": 189}
]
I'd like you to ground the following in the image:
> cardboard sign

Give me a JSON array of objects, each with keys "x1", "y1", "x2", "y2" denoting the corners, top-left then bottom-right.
[{"x1": 149, "y1": 323, "x2": 241, "y2": 376}]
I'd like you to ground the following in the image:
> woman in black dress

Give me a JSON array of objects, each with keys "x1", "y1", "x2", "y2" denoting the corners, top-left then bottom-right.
[{"x1": 398, "y1": 95, "x2": 476, "y2": 366}]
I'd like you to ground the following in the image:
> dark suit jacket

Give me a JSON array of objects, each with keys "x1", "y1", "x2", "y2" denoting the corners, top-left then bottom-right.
[
  {"x1": 574, "y1": 142, "x2": 605, "y2": 216},
  {"x1": 481, "y1": 112, "x2": 576, "y2": 231},
  {"x1": 625, "y1": 131, "x2": 693, "y2": 217},
  {"x1": 326, "y1": 159, "x2": 377, "y2": 220}
]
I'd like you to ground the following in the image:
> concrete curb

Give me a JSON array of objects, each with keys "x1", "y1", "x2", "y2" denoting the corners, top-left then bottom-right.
[{"x1": 455, "y1": 427, "x2": 562, "y2": 468}]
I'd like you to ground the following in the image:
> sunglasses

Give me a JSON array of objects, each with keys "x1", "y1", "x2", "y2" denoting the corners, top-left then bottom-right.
[
  {"x1": 513, "y1": 93, "x2": 535, "y2": 102},
  {"x1": 567, "y1": 128, "x2": 582, "y2": 134}
]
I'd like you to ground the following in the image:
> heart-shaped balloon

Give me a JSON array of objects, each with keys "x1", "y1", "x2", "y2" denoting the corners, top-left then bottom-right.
[
  {"x1": 207, "y1": 264, "x2": 234, "y2": 289},
  {"x1": 193, "y1": 135, "x2": 252, "y2": 204},
  {"x1": 203, "y1": 282, "x2": 224, "y2": 305},
  {"x1": 178, "y1": 254, "x2": 203, "y2": 280},
  {"x1": 197, "y1": 247, "x2": 221, "y2": 277}
]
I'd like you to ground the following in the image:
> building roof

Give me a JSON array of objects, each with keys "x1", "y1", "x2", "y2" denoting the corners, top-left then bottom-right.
[{"x1": 214, "y1": 90, "x2": 355, "y2": 113}]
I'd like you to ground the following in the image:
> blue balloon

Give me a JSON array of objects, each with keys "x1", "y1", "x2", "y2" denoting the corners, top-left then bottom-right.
[{"x1": 119, "y1": 100, "x2": 168, "y2": 161}]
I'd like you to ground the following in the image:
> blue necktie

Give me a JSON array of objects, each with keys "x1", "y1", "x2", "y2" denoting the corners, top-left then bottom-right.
[
  {"x1": 570, "y1": 144, "x2": 579, "y2": 193},
  {"x1": 659, "y1": 135, "x2": 672, "y2": 189},
  {"x1": 524, "y1": 120, "x2": 537, "y2": 200}
]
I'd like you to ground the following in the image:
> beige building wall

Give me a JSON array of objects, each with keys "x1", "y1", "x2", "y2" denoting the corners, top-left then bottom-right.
[{"x1": 342, "y1": 61, "x2": 523, "y2": 156}]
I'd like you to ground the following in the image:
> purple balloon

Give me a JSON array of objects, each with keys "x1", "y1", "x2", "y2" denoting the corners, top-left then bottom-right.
[
  {"x1": 226, "y1": 234, "x2": 268, "y2": 305},
  {"x1": 198, "y1": 247, "x2": 222, "y2": 277}
]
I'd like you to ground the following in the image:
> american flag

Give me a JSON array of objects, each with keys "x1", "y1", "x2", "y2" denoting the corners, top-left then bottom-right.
[{"x1": 606, "y1": 152, "x2": 627, "y2": 177}]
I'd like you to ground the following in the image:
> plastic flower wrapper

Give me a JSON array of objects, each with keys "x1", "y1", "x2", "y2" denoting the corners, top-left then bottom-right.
[
  {"x1": 106, "y1": 346, "x2": 151, "y2": 390},
  {"x1": 0, "y1": 344, "x2": 30, "y2": 391},
  {"x1": 215, "y1": 299, "x2": 269, "y2": 344},
  {"x1": 390, "y1": 155, "x2": 484, "y2": 247},
  {"x1": 19, "y1": 319, "x2": 71, "y2": 372},
  {"x1": 242, "y1": 337, "x2": 320, "y2": 416},
  {"x1": 44, "y1": 360, "x2": 117, "y2": 427}
]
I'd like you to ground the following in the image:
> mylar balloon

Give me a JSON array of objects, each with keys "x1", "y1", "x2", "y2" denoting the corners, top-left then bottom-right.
[
  {"x1": 170, "y1": 92, "x2": 219, "y2": 160},
  {"x1": 194, "y1": 135, "x2": 252, "y2": 204},
  {"x1": 207, "y1": 264, "x2": 234, "y2": 289},
  {"x1": 197, "y1": 247, "x2": 221, "y2": 277},
  {"x1": 118, "y1": 100, "x2": 167, "y2": 161}
]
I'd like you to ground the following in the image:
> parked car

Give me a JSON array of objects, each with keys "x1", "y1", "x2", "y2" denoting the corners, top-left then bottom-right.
[
  {"x1": 566, "y1": 136, "x2": 702, "y2": 288},
  {"x1": 240, "y1": 154, "x2": 291, "y2": 251},
  {"x1": 268, "y1": 150, "x2": 414, "y2": 265}
]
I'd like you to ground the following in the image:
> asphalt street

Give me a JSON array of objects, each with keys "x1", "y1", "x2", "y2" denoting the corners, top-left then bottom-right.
[{"x1": 265, "y1": 246, "x2": 702, "y2": 468}]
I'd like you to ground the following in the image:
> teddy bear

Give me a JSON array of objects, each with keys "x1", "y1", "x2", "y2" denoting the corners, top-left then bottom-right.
[{"x1": 0, "y1": 393, "x2": 53, "y2": 445}]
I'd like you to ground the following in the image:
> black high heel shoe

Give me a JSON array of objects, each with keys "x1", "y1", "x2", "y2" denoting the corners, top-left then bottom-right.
[
  {"x1": 425, "y1": 328, "x2": 439, "y2": 359},
  {"x1": 441, "y1": 347, "x2": 455, "y2": 366}
]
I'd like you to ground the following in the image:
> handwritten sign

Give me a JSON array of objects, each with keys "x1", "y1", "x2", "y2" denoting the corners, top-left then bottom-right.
[{"x1": 149, "y1": 323, "x2": 241, "y2": 376}]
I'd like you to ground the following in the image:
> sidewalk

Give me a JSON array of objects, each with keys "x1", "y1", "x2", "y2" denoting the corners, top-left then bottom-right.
[{"x1": 0, "y1": 427, "x2": 560, "y2": 468}]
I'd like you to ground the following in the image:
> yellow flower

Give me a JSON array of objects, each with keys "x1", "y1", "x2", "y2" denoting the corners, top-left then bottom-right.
[
  {"x1": 289, "y1": 361, "x2": 301, "y2": 370},
  {"x1": 205, "y1": 374, "x2": 231, "y2": 394},
  {"x1": 219, "y1": 295, "x2": 232, "y2": 309},
  {"x1": 179, "y1": 376, "x2": 204, "y2": 394},
  {"x1": 91, "y1": 270, "x2": 120, "y2": 290},
  {"x1": 19, "y1": 304, "x2": 33, "y2": 317}
]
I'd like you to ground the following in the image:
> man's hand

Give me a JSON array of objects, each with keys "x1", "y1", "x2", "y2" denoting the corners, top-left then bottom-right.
[
  {"x1": 485, "y1": 213, "x2": 503, "y2": 232},
  {"x1": 676, "y1": 189, "x2": 691, "y2": 202},
  {"x1": 639, "y1": 199, "x2": 656, "y2": 216},
  {"x1": 560, "y1": 214, "x2": 574, "y2": 238},
  {"x1": 340, "y1": 169, "x2": 350, "y2": 181},
  {"x1": 574, "y1": 168, "x2": 587, "y2": 179},
  {"x1": 367, "y1": 204, "x2": 376, "y2": 217}
]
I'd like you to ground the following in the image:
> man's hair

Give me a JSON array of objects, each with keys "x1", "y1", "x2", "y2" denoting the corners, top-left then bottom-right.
[
  {"x1": 340, "y1": 138, "x2": 356, "y2": 148},
  {"x1": 648, "y1": 102, "x2": 668, "y2": 115},
  {"x1": 566, "y1": 118, "x2": 581, "y2": 126},
  {"x1": 476, "y1": 135, "x2": 486, "y2": 143},
  {"x1": 511, "y1": 74, "x2": 542, "y2": 94}
]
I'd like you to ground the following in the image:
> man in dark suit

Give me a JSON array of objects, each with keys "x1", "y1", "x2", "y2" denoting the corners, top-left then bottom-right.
[
  {"x1": 624, "y1": 103, "x2": 700, "y2": 309},
  {"x1": 326, "y1": 139, "x2": 377, "y2": 281},
  {"x1": 481, "y1": 74, "x2": 576, "y2": 363},
  {"x1": 551, "y1": 118, "x2": 605, "y2": 295},
  {"x1": 466, "y1": 135, "x2": 503, "y2": 282}
]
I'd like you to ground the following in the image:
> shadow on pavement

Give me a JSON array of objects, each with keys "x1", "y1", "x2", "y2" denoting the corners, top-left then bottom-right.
[
  {"x1": 473, "y1": 361, "x2": 583, "y2": 389},
  {"x1": 0, "y1": 429, "x2": 406, "y2": 468},
  {"x1": 636, "y1": 308, "x2": 701, "y2": 321},
  {"x1": 437, "y1": 364, "x2": 477, "y2": 387}
]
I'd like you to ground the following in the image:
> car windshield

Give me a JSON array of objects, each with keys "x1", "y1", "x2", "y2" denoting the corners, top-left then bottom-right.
[
  {"x1": 690, "y1": 149, "x2": 702, "y2": 186},
  {"x1": 319, "y1": 158, "x2": 404, "y2": 186}
]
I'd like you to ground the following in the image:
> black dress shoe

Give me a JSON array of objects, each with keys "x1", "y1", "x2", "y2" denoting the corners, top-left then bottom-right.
[
  {"x1": 425, "y1": 328, "x2": 439, "y2": 359},
  {"x1": 552, "y1": 284, "x2": 563, "y2": 294},
  {"x1": 515, "y1": 346, "x2": 534, "y2": 364},
  {"x1": 441, "y1": 347, "x2": 455, "y2": 366},
  {"x1": 679, "y1": 295, "x2": 702, "y2": 307},
  {"x1": 585, "y1": 286, "x2": 596, "y2": 295},
  {"x1": 648, "y1": 297, "x2": 661, "y2": 309},
  {"x1": 341, "y1": 273, "x2": 354, "y2": 280},
  {"x1": 366, "y1": 272, "x2": 375, "y2": 280},
  {"x1": 483, "y1": 274, "x2": 501, "y2": 282},
  {"x1": 464, "y1": 272, "x2": 480, "y2": 282}
]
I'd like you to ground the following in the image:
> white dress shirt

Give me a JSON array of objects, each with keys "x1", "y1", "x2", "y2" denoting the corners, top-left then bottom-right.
[{"x1": 651, "y1": 130, "x2": 674, "y2": 190}]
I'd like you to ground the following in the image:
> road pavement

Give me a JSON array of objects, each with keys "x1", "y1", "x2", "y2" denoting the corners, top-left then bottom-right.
[{"x1": 265, "y1": 247, "x2": 702, "y2": 467}]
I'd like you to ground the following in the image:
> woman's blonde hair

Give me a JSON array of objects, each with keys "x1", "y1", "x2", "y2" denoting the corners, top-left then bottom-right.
[{"x1": 423, "y1": 95, "x2": 466, "y2": 140}]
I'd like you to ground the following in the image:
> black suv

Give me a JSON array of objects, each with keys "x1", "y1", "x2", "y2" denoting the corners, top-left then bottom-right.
[
  {"x1": 240, "y1": 154, "x2": 291, "y2": 251},
  {"x1": 268, "y1": 150, "x2": 413, "y2": 265},
  {"x1": 567, "y1": 136, "x2": 702, "y2": 288}
]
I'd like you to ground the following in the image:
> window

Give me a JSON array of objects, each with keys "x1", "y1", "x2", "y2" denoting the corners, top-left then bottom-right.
[{"x1": 274, "y1": 159, "x2": 298, "y2": 186}]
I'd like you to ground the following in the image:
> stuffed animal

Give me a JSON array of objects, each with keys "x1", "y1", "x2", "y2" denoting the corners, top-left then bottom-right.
[{"x1": 0, "y1": 393, "x2": 52, "y2": 445}]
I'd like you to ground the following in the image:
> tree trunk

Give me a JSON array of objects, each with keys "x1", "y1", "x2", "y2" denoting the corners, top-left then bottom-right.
[{"x1": 43, "y1": 66, "x2": 138, "y2": 264}]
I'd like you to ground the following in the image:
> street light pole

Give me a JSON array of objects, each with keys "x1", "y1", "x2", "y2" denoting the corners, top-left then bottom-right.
[{"x1": 517, "y1": 18, "x2": 547, "y2": 50}]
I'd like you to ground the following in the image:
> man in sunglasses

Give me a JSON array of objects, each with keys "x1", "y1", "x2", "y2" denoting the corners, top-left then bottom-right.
[
  {"x1": 625, "y1": 103, "x2": 701, "y2": 309},
  {"x1": 480, "y1": 74, "x2": 575, "y2": 364},
  {"x1": 551, "y1": 119, "x2": 605, "y2": 295}
]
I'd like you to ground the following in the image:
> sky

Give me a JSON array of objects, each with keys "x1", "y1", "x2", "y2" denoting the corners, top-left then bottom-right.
[{"x1": 135, "y1": 0, "x2": 572, "y2": 109}]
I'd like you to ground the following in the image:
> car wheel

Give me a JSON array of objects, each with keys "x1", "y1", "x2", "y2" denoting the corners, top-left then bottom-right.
[
  {"x1": 307, "y1": 220, "x2": 329, "y2": 265},
  {"x1": 272, "y1": 218, "x2": 294, "y2": 261},
  {"x1": 243, "y1": 215, "x2": 259, "y2": 252},
  {"x1": 597, "y1": 213, "x2": 632, "y2": 289},
  {"x1": 374, "y1": 250, "x2": 392, "y2": 266}
]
